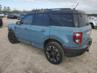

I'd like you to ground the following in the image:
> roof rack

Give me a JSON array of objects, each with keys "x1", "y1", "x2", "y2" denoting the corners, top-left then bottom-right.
[
  {"x1": 31, "y1": 8, "x2": 72, "y2": 13},
  {"x1": 27, "y1": 8, "x2": 84, "y2": 14}
]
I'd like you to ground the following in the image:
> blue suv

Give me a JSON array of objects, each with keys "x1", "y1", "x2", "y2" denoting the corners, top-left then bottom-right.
[{"x1": 8, "y1": 8, "x2": 92, "y2": 64}]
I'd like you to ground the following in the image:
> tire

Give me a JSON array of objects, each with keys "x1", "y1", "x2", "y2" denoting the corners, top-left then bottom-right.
[
  {"x1": 8, "y1": 31, "x2": 19, "y2": 44},
  {"x1": 0, "y1": 19, "x2": 3, "y2": 27},
  {"x1": 44, "y1": 41, "x2": 64, "y2": 64}
]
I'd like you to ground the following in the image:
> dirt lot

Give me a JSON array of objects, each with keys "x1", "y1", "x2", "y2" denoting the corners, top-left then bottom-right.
[{"x1": 0, "y1": 18, "x2": 97, "y2": 73}]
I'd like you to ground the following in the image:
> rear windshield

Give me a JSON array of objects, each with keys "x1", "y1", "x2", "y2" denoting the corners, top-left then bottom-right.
[
  {"x1": 74, "y1": 13, "x2": 89, "y2": 27},
  {"x1": 49, "y1": 13, "x2": 75, "y2": 27}
]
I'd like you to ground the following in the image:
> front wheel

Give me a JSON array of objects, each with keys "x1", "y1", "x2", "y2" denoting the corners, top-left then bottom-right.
[
  {"x1": 44, "y1": 41, "x2": 64, "y2": 64},
  {"x1": 8, "y1": 31, "x2": 19, "y2": 44},
  {"x1": 0, "y1": 19, "x2": 3, "y2": 27}
]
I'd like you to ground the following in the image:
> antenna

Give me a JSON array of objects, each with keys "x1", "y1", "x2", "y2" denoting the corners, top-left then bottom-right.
[{"x1": 73, "y1": 0, "x2": 80, "y2": 10}]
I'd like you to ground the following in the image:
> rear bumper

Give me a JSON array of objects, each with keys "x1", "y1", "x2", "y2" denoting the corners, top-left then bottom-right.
[
  {"x1": 64, "y1": 39, "x2": 92, "y2": 57},
  {"x1": 64, "y1": 47, "x2": 89, "y2": 57}
]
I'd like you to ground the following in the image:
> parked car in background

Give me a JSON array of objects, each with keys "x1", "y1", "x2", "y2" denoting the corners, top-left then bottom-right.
[
  {"x1": 8, "y1": 8, "x2": 92, "y2": 64},
  {"x1": 7, "y1": 14, "x2": 20, "y2": 19},
  {"x1": 7, "y1": 14, "x2": 17, "y2": 19},
  {"x1": 88, "y1": 16, "x2": 97, "y2": 29}
]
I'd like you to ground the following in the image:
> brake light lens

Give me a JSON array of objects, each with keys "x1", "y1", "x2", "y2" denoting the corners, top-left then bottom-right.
[{"x1": 73, "y1": 32, "x2": 83, "y2": 44}]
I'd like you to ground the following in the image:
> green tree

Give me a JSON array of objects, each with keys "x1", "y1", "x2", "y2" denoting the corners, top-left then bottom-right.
[
  {"x1": 7, "y1": 6, "x2": 11, "y2": 12},
  {"x1": 3, "y1": 6, "x2": 7, "y2": 11}
]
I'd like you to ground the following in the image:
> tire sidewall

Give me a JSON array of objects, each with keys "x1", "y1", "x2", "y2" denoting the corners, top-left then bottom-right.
[
  {"x1": 44, "y1": 41, "x2": 64, "y2": 64},
  {"x1": 8, "y1": 31, "x2": 19, "y2": 44}
]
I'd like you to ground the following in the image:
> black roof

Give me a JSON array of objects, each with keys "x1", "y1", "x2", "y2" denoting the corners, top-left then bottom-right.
[{"x1": 28, "y1": 8, "x2": 85, "y2": 14}]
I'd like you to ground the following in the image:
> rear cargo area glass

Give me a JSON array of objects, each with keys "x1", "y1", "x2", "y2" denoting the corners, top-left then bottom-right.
[{"x1": 74, "y1": 13, "x2": 89, "y2": 27}]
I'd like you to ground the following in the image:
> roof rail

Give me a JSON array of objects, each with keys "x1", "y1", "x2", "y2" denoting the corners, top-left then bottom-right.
[{"x1": 31, "y1": 8, "x2": 72, "y2": 13}]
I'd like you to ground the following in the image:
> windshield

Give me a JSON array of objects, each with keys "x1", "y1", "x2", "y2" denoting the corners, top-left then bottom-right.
[{"x1": 74, "y1": 13, "x2": 89, "y2": 27}]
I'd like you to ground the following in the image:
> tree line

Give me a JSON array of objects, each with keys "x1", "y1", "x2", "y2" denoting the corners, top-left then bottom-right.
[
  {"x1": 0, "y1": 4, "x2": 22, "y2": 14},
  {"x1": 0, "y1": 5, "x2": 11, "y2": 12}
]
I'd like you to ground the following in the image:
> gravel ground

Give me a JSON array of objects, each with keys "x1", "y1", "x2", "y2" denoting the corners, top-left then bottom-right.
[{"x1": 0, "y1": 18, "x2": 97, "y2": 73}]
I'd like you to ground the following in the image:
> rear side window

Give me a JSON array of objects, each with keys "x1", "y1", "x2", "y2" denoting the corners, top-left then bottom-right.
[
  {"x1": 49, "y1": 13, "x2": 74, "y2": 27},
  {"x1": 74, "y1": 13, "x2": 89, "y2": 27},
  {"x1": 22, "y1": 14, "x2": 33, "y2": 24},
  {"x1": 78, "y1": 14, "x2": 88, "y2": 27},
  {"x1": 33, "y1": 13, "x2": 49, "y2": 26}
]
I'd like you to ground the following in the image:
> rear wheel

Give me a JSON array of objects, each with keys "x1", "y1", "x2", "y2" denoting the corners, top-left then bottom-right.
[
  {"x1": 8, "y1": 31, "x2": 19, "y2": 44},
  {"x1": 44, "y1": 41, "x2": 64, "y2": 64}
]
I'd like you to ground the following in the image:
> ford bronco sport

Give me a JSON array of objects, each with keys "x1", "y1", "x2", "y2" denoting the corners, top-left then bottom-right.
[{"x1": 8, "y1": 8, "x2": 92, "y2": 64}]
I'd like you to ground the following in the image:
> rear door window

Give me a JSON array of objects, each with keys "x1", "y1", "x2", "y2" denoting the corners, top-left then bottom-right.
[{"x1": 49, "y1": 13, "x2": 74, "y2": 27}]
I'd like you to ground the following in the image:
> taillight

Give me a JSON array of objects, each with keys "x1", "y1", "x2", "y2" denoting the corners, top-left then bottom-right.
[{"x1": 73, "y1": 32, "x2": 83, "y2": 44}]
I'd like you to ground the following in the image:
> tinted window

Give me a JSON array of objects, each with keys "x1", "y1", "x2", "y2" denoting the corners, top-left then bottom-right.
[
  {"x1": 49, "y1": 13, "x2": 74, "y2": 27},
  {"x1": 78, "y1": 14, "x2": 88, "y2": 27},
  {"x1": 74, "y1": 13, "x2": 88, "y2": 27},
  {"x1": 22, "y1": 15, "x2": 33, "y2": 24},
  {"x1": 33, "y1": 13, "x2": 49, "y2": 26}
]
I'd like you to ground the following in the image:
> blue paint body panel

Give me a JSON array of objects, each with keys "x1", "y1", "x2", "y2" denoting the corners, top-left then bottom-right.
[
  {"x1": 8, "y1": 8, "x2": 92, "y2": 54},
  {"x1": 8, "y1": 24, "x2": 92, "y2": 50}
]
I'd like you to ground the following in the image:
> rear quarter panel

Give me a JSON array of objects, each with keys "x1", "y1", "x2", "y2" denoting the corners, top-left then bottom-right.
[
  {"x1": 49, "y1": 26, "x2": 79, "y2": 48},
  {"x1": 49, "y1": 25, "x2": 91, "y2": 49}
]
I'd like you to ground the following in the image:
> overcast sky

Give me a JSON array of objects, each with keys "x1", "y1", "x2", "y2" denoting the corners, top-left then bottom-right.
[{"x1": 0, "y1": 0, "x2": 97, "y2": 14}]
